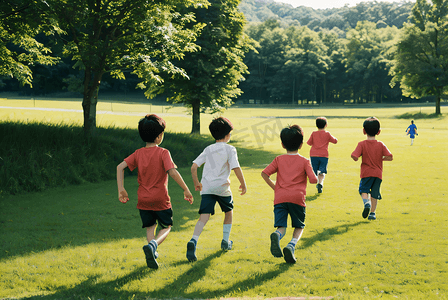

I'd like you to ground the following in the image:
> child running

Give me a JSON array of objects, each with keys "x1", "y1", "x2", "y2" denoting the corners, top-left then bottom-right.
[
  {"x1": 406, "y1": 120, "x2": 418, "y2": 145},
  {"x1": 351, "y1": 117, "x2": 393, "y2": 221},
  {"x1": 261, "y1": 125, "x2": 317, "y2": 263},
  {"x1": 187, "y1": 117, "x2": 247, "y2": 262},
  {"x1": 307, "y1": 117, "x2": 338, "y2": 193},
  {"x1": 117, "y1": 114, "x2": 193, "y2": 269}
]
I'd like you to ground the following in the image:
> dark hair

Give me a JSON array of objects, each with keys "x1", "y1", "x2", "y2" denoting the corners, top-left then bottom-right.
[
  {"x1": 316, "y1": 117, "x2": 327, "y2": 129},
  {"x1": 209, "y1": 117, "x2": 233, "y2": 140},
  {"x1": 363, "y1": 117, "x2": 380, "y2": 136},
  {"x1": 280, "y1": 125, "x2": 303, "y2": 151},
  {"x1": 138, "y1": 114, "x2": 166, "y2": 143}
]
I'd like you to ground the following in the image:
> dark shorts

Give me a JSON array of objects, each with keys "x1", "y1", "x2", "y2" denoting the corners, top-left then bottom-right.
[
  {"x1": 311, "y1": 157, "x2": 329, "y2": 175},
  {"x1": 359, "y1": 177, "x2": 382, "y2": 200},
  {"x1": 273, "y1": 203, "x2": 306, "y2": 229},
  {"x1": 199, "y1": 194, "x2": 233, "y2": 215},
  {"x1": 139, "y1": 209, "x2": 173, "y2": 229}
]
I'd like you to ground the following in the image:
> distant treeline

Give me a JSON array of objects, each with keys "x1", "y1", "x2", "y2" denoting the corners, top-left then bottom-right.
[
  {"x1": 1, "y1": 0, "x2": 431, "y2": 105},
  {"x1": 240, "y1": 0, "x2": 414, "y2": 33}
]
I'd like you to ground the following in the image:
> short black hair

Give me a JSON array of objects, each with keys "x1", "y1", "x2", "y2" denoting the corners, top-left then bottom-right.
[
  {"x1": 316, "y1": 117, "x2": 327, "y2": 129},
  {"x1": 363, "y1": 117, "x2": 380, "y2": 136},
  {"x1": 209, "y1": 117, "x2": 233, "y2": 140},
  {"x1": 280, "y1": 125, "x2": 303, "y2": 151},
  {"x1": 138, "y1": 114, "x2": 166, "y2": 143}
]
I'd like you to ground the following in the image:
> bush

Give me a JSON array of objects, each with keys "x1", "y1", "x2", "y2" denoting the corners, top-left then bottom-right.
[{"x1": 0, "y1": 121, "x2": 213, "y2": 195}]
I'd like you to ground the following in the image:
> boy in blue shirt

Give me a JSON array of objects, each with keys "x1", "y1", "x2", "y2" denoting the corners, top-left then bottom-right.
[{"x1": 406, "y1": 120, "x2": 418, "y2": 145}]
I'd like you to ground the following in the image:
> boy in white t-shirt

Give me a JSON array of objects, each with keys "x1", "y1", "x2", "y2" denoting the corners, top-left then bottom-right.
[{"x1": 186, "y1": 117, "x2": 247, "y2": 262}]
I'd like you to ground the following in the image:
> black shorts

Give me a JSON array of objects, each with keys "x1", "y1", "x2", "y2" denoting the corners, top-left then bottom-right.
[
  {"x1": 139, "y1": 209, "x2": 173, "y2": 229},
  {"x1": 199, "y1": 194, "x2": 233, "y2": 215},
  {"x1": 273, "y1": 203, "x2": 306, "y2": 229},
  {"x1": 359, "y1": 177, "x2": 382, "y2": 200}
]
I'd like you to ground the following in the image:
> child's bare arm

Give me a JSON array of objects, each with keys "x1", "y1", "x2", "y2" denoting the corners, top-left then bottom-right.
[
  {"x1": 167, "y1": 168, "x2": 194, "y2": 204},
  {"x1": 232, "y1": 167, "x2": 247, "y2": 195},
  {"x1": 117, "y1": 161, "x2": 129, "y2": 203},
  {"x1": 191, "y1": 163, "x2": 202, "y2": 191},
  {"x1": 383, "y1": 155, "x2": 393, "y2": 161},
  {"x1": 261, "y1": 172, "x2": 275, "y2": 191}
]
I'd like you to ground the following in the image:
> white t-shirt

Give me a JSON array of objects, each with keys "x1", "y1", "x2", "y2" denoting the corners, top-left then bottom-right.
[{"x1": 193, "y1": 142, "x2": 240, "y2": 196}]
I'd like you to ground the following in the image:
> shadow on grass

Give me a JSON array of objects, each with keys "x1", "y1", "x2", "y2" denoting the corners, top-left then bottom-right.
[
  {"x1": 396, "y1": 111, "x2": 446, "y2": 119},
  {"x1": 300, "y1": 221, "x2": 365, "y2": 249},
  {"x1": 31, "y1": 250, "x2": 294, "y2": 299},
  {"x1": 0, "y1": 142, "x2": 281, "y2": 262}
]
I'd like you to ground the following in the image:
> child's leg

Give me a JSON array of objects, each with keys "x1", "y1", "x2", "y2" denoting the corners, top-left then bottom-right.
[
  {"x1": 370, "y1": 197, "x2": 378, "y2": 213},
  {"x1": 361, "y1": 192, "x2": 371, "y2": 218},
  {"x1": 318, "y1": 172, "x2": 325, "y2": 185},
  {"x1": 145, "y1": 224, "x2": 157, "y2": 244},
  {"x1": 222, "y1": 210, "x2": 233, "y2": 241},
  {"x1": 154, "y1": 226, "x2": 171, "y2": 246},
  {"x1": 192, "y1": 214, "x2": 210, "y2": 241}
]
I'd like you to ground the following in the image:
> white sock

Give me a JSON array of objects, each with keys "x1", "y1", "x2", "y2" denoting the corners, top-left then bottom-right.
[{"x1": 223, "y1": 224, "x2": 232, "y2": 242}]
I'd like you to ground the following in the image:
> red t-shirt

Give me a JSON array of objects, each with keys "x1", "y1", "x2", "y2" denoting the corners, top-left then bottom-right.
[
  {"x1": 351, "y1": 140, "x2": 392, "y2": 180},
  {"x1": 124, "y1": 146, "x2": 176, "y2": 211},
  {"x1": 307, "y1": 130, "x2": 338, "y2": 158},
  {"x1": 262, "y1": 154, "x2": 318, "y2": 207}
]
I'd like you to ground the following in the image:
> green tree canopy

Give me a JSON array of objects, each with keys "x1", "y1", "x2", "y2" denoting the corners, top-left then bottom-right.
[
  {"x1": 391, "y1": 0, "x2": 448, "y2": 114},
  {"x1": 40, "y1": 0, "x2": 206, "y2": 136},
  {"x1": 0, "y1": 0, "x2": 59, "y2": 87},
  {"x1": 153, "y1": 0, "x2": 252, "y2": 134}
]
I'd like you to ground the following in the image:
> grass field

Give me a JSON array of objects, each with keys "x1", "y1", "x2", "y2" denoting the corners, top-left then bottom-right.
[{"x1": 1, "y1": 98, "x2": 447, "y2": 299}]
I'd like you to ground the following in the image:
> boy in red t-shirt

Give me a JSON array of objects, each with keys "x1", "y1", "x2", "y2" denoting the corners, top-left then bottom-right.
[
  {"x1": 117, "y1": 114, "x2": 193, "y2": 269},
  {"x1": 262, "y1": 125, "x2": 317, "y2": 263},
  {"x1": 307, "y1": 117, "x2": 338, "y2": 193},
  {"x1": 351, "y1": 117, "x2": 393, "y2": 220}
]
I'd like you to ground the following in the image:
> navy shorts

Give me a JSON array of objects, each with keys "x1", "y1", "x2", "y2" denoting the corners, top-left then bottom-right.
[
  {"x1": 311, "y1": 157, "x2": 329, "y2": 175},
  {"x1": 359, "y1": 177, "x2": 382, "y2": 200},
  {"x1": 273, "y1": 203, "x2": 306, "y2": 229},
  {"x1": 199, "y1": 194, "x2": 233, "y2": 215},
  {"x1": 139, "y1": 209, "x2": 173, "y2": 229}
]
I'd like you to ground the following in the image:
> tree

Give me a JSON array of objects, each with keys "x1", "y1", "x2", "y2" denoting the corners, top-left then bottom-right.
[
  {"x1": 39, "y1": 0, "x2": 205, "y2": 136},
  {"x1": 391, "y1": 0, "x2": 448, "y2": 114},
  {"x1": 154, "y1": 0, "x2": 252, "y2": 134},
  {"x1": 0, "y1": 1, "x2": 59, "y2": 87}
]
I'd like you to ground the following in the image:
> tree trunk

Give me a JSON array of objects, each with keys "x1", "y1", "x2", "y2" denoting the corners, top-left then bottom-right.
[
  {"x1": 82, "y1": 69, "x2": 103, "y2": 137},
  {"x1": 191, "y1": 101, "x2": 201, "y2": 134},
  {"x1": 436, "y1": 94, "x2": 441, "y2": 115}
]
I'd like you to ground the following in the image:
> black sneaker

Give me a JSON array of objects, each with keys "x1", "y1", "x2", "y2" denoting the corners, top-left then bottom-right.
[
  {"x1": 143, "y1": 244, "x2": 158, "y2": 269},
  {"x1": 368, "y1": 212, "x2": 376, "y2": 220},
  {"x1": 283, "y1": 244, "x2": 297, "y2": 264},
  {"x1": 362, "y1": 203, "x2": 371, "y2": 219},
  {"x1": 317, "y1": 183, "x2": 323, "y2": 193},
  {"x1": 270, "y1": 232, "x2": 283, "y2": 257},
  {"x1": 221, "y1": 239, "x2": 233, "y2": 251},
  {"x1": 186, "y1": 240, "x2": 197, "y2": 262}
]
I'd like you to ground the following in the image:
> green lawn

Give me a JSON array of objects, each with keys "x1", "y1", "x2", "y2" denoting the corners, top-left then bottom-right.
[{"x1": 0, "y1": 100, "x2": 447, "y2": 299}]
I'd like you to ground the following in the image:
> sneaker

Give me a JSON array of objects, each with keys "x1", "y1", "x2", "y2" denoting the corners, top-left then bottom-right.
[
  {"x1": 368, "y1": 212, "x2": 376, "y2": 220},
  {"x1": 143, "y1": 244, "x2": 158, "y2": 269},
  {"x1": 221, "y1": 239, "x2": 233, "y2": 251},
  {"x1": 317, "y1": 183, "x2": 323, "y2": 193},
  {"x1": 186, "y1": 240, "x2": 197, "y2": 262},
  {"x1": 362, "y1": 203, "x2": 371, "y2": 219},
  {"x1": 283, "y1": 244, "x2": 297, "y2": 264},
  {"x1": 270, "y1": 232, "x2": 283, "y2": 257}
]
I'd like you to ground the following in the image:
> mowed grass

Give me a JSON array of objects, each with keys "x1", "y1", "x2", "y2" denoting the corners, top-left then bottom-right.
[{"x1": 0, "y1": 99, "x2": 447, "y2": 299}]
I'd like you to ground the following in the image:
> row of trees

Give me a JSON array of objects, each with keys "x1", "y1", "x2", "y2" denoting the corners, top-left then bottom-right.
[
  {"x1": 240, "y1": 19, "x2": 403, "y2": 105},
  {"x1": 1, "y1": 0, "x2": 446, "y2": 135},
  {"x1": 240, "y1": 0, "x2": 414, "y2": 33},
  {"x1": 1, "y1": 0, "x2": 250, "y2": 135},
  {"x1": 239, "y1": 0, "x2": 448, "y2": 115}
]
